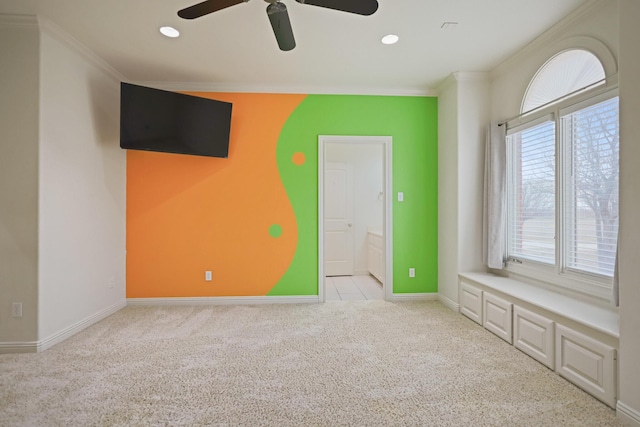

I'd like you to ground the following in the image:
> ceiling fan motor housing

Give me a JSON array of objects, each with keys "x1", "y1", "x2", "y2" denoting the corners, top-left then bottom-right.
[{"x1": 178, "y1": 0, "x2": 378, "y2": 51}]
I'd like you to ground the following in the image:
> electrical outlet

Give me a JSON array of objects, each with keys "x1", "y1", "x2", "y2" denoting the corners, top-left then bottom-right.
[
  {"x1": 398, "y1": 192, "x2": 404, "y2": 202},
  {"x1": 108, "y1": 277, "x2": 115, "y2": 289},
  {"x1": 12, "y1": 302, "x2": 22, "y2": 318},
  {"x1": 205, "y1": 271, "x2": 212, "y2": 281},
  {"x1": 409, "y1": 268, "x2": 415, "y2": 278}
]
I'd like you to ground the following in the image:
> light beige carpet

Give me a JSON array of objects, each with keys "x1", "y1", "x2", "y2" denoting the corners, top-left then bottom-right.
[{"x1": 0, "y1": 301, "x2": 623, "y2": 426}]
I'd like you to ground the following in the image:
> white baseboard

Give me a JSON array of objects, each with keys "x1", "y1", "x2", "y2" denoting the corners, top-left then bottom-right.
[
  {"x1": 391, "y1": 293, "x2": 438, "y2": 302},
  {"x1": 127, "y1": 295, "x2": 320, "y2": 306},
  {"x1": 0, "y1": 299, "x2": 126, "y2": 354},
  {"x1": 0, "y1": 340, "x2": 39, "y2": 354},
  {"x1": 38, "y1": 300, "x2": 127, "y2": 352},
  {"x1": 438, "y1": 294, "x2": 460, "y2": 312},
  {"x1": 617, "y1": 401, "x2": 640, "y2": 426}
]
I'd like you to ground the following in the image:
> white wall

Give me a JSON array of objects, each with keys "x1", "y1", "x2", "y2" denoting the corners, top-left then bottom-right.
[
  {"x1": 437, "y1": 73, "x2": 489, "y2": 307},
  {"x1": 457, "y1": 75, "x2": 490, "y2": 274},
  {"x1": 437, "y1": 77, "x2": 459, "y2": 305},
  {"x1": 326, "y1": 143, "x2": 383, "y2": 275},
  {"x1": 37, "y1": 28, "x2": 126, "y2": 341},
  {"x1": 617, "y1": 0, "x2": 640, "y2": 423},
  {"x1": 0, "y1": 18, "x2": 40, "y2": 345},
  {"x1": 486, "y1": 0, "x2": 640, "y2": 422}
]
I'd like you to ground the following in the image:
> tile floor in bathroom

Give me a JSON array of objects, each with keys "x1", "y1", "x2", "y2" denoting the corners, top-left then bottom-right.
[{"x1": 324, "y1": 275, "x2": 383, "y2": 301}]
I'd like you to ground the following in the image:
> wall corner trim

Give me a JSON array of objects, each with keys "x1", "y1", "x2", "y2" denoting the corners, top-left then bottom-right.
[
  {"x1": 127, "y1": 295, "x2": 320, "y2": 306},
  {"x1": 617, "y1": 401, "x2": 640, "y2": 427},
  {"x1": 438, "y1": 294, "x2": 460, "y2": 312},
  {"x1": 391, "y1": 293, "x2": 439, "y2": 302}
]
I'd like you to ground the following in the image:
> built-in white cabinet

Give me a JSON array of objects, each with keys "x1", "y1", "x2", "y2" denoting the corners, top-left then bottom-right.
[
  {"x1": 367, "y1": 232, "x2": 384, "y2": 284},
  {"x1": 460, "y1": 281, "x2": 483, "y2": 325},
  {"x1": 457, "y1": 273, "x2": 618, "y2": 409},
  {"x1": 483, "y1": 292, "x2": 513, "y2": 344},
  {"x1": 556, "y1": 325, "x2": 616, "y2": 408},
  {"x1": 514, "y1": 306, "x2": 555, "y2": 369}
]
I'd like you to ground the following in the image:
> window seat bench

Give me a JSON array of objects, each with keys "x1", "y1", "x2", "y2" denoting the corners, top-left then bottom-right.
[
  {"x1": 457, "y1": 271, "x2": 619, "y2": 408},
  {"x1": 458, "y1": 272, "x2": 619, "y2": 338}
]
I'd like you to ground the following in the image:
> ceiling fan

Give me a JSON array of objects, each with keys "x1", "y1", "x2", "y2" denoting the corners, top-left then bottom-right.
[{"x1": 177, "y1": 0, "x2": 379, "y2": 51}]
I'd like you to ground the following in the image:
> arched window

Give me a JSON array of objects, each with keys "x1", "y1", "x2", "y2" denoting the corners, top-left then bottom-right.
[
  {"x1": 522, "y1": 49, "x2": 605, "y2": 113},
  {"x1": 504, "y1": 45, "x2": 619, "y2": 299}
]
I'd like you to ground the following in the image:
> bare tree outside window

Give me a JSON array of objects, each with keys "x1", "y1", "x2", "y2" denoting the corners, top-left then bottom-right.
[{"x1": 564, "y1": 97, "x2": 619, "y2": 275}]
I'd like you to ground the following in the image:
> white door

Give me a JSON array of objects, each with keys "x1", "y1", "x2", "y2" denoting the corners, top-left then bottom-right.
[{"x1": 324, "y1": 162, "x2": 354, "y2": 276}]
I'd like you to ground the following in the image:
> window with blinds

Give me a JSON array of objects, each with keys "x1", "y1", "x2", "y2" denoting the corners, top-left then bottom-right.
[
  {"x1": 505, "y1": 94, "x2": 619, "y2": 282},
  {"x1": 507, "y1": 119, "x2": 556, "y2": 265},
  {"x1": 561, "y1": 97, "x2": 619, "y2": 277}
]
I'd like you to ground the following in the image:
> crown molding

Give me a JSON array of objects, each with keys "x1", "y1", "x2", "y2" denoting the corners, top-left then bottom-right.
[
  {"x1": 0, "y1": 13, "x2": 38, "y2": 28},
  {"x1": 37, "y1": 16, "x2": 125, "y2": 82},
  {"x1": 490, "y1": 0, "x2": 610, "y2": 79},
  {"x1": 437, "y1": 74, "x2": 458, "y2": 93},
  {"x1": 453, "y1": 71, "x2": 490, "y2": 82},
  {"x1": 130, "y1": 81, "x2": 438, "y2": 97},
  {"x1": 436, "y1": 71, "x2": 489, "y2": 94}
]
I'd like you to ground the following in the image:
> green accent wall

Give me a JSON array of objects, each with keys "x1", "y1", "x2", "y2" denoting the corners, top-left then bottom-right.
[{"x1": 269, "y1": 95, "x2": 438, "y2": 295}]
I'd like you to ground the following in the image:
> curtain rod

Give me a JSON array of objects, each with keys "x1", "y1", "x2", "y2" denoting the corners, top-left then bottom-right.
[{"x1": 497, "y1": 75, "x2": 615, "y2": 127}]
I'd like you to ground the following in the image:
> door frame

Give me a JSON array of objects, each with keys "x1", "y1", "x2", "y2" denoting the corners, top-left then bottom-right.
[{"x1": 318, "y1": 135, "x2": 393, "y2": 302}]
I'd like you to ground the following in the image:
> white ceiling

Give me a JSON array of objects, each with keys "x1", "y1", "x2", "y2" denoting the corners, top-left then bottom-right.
[{"x1": 0, "y1": 0, "x2": 588, "y2": 94}]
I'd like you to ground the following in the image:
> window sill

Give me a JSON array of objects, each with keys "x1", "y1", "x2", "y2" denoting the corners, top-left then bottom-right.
[
  {"x1": 505, "y1": 261, "x2": 613, "y2": 302},
  {"x1": 458, "y1": 271, "x2": 619, "y2": 339}
]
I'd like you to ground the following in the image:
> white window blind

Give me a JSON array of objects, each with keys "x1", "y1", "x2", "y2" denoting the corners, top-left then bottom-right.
[
  {"x1": 507, "y1": 119, "x2": 556, "y2": 264},
  {"x1": 561, "y1": 96, "x2": 619, "y2": 277}
]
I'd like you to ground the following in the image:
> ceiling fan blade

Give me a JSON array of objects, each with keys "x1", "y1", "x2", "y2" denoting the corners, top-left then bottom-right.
[
  {"x1": 267, "y1": 2, "x2": 296, "y2": 51},
  {"x1": 295, "y1": 0, "x2": 378, "y2": 16},
  {"x1": 178, "y1": 0, "x2": 246, "y2": 19}
]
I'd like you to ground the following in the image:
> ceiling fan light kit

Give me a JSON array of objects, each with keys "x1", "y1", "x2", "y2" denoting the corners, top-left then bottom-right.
[
  {"x1": 178, "y1": 0, "x2": 379, "y2": 51},
  {"x1": 266, "y1": 1, "x2": 296, "y2": 51}
]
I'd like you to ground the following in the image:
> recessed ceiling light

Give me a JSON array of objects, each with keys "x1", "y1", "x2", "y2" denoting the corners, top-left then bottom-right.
[
  {"x1": 160, "y1": 26, "x2": 180, "y2": 38},
  {"x1": 381, "y1": 34, "x2": 399, "y2": 45}
]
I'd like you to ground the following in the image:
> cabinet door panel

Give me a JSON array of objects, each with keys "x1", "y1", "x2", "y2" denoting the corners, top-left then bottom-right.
[
  {"x1": 514, "y1": 306, "x2": 554, "y2": 369},
  {"x1": 459, "y1": 281, "x2": 483, "y2": 325},
  {"x1": 556, "y1": 324, "x2": 616, "y2": 408},
  {"x1": 483, "y1": 292, "x2": 513, "y2": 344}
]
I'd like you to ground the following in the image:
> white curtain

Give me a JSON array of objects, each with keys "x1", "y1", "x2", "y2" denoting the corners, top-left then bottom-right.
[{"x1": 483, "y1": 122, "x2": 507, "y2": 270}]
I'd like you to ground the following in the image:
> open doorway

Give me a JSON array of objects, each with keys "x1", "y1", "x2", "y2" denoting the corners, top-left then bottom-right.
[{"x1": 318, "y1": 136, "x2": 393, "y2": 302}]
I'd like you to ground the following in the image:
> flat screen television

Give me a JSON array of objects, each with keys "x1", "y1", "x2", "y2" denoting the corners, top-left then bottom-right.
[{"x1": 120, "y1": 83, "x2": 232, "y2": 158}]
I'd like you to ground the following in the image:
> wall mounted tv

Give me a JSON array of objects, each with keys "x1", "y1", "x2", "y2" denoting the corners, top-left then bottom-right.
[{"x1": 120, "y1": 82, "x2": 232, "y2": 158}]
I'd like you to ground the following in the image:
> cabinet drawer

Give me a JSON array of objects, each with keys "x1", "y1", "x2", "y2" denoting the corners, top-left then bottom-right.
[
  {"x1": 483, "y1": 292, "x2": 513, "y2": 344},
  {"x1": 514, "y1": 306, "x2": 554, "y2": 369},
  {"x1": 556, "y1": 324, "x2": 616, "y2": 408},
  {"x1": 459, "y1": 281, "x2": 483, "y2": 325}
]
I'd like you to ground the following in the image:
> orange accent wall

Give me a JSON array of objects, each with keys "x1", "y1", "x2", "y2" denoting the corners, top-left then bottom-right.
[{"x1": 126, "y1": 93, "x2": 306, "y2": 298}]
